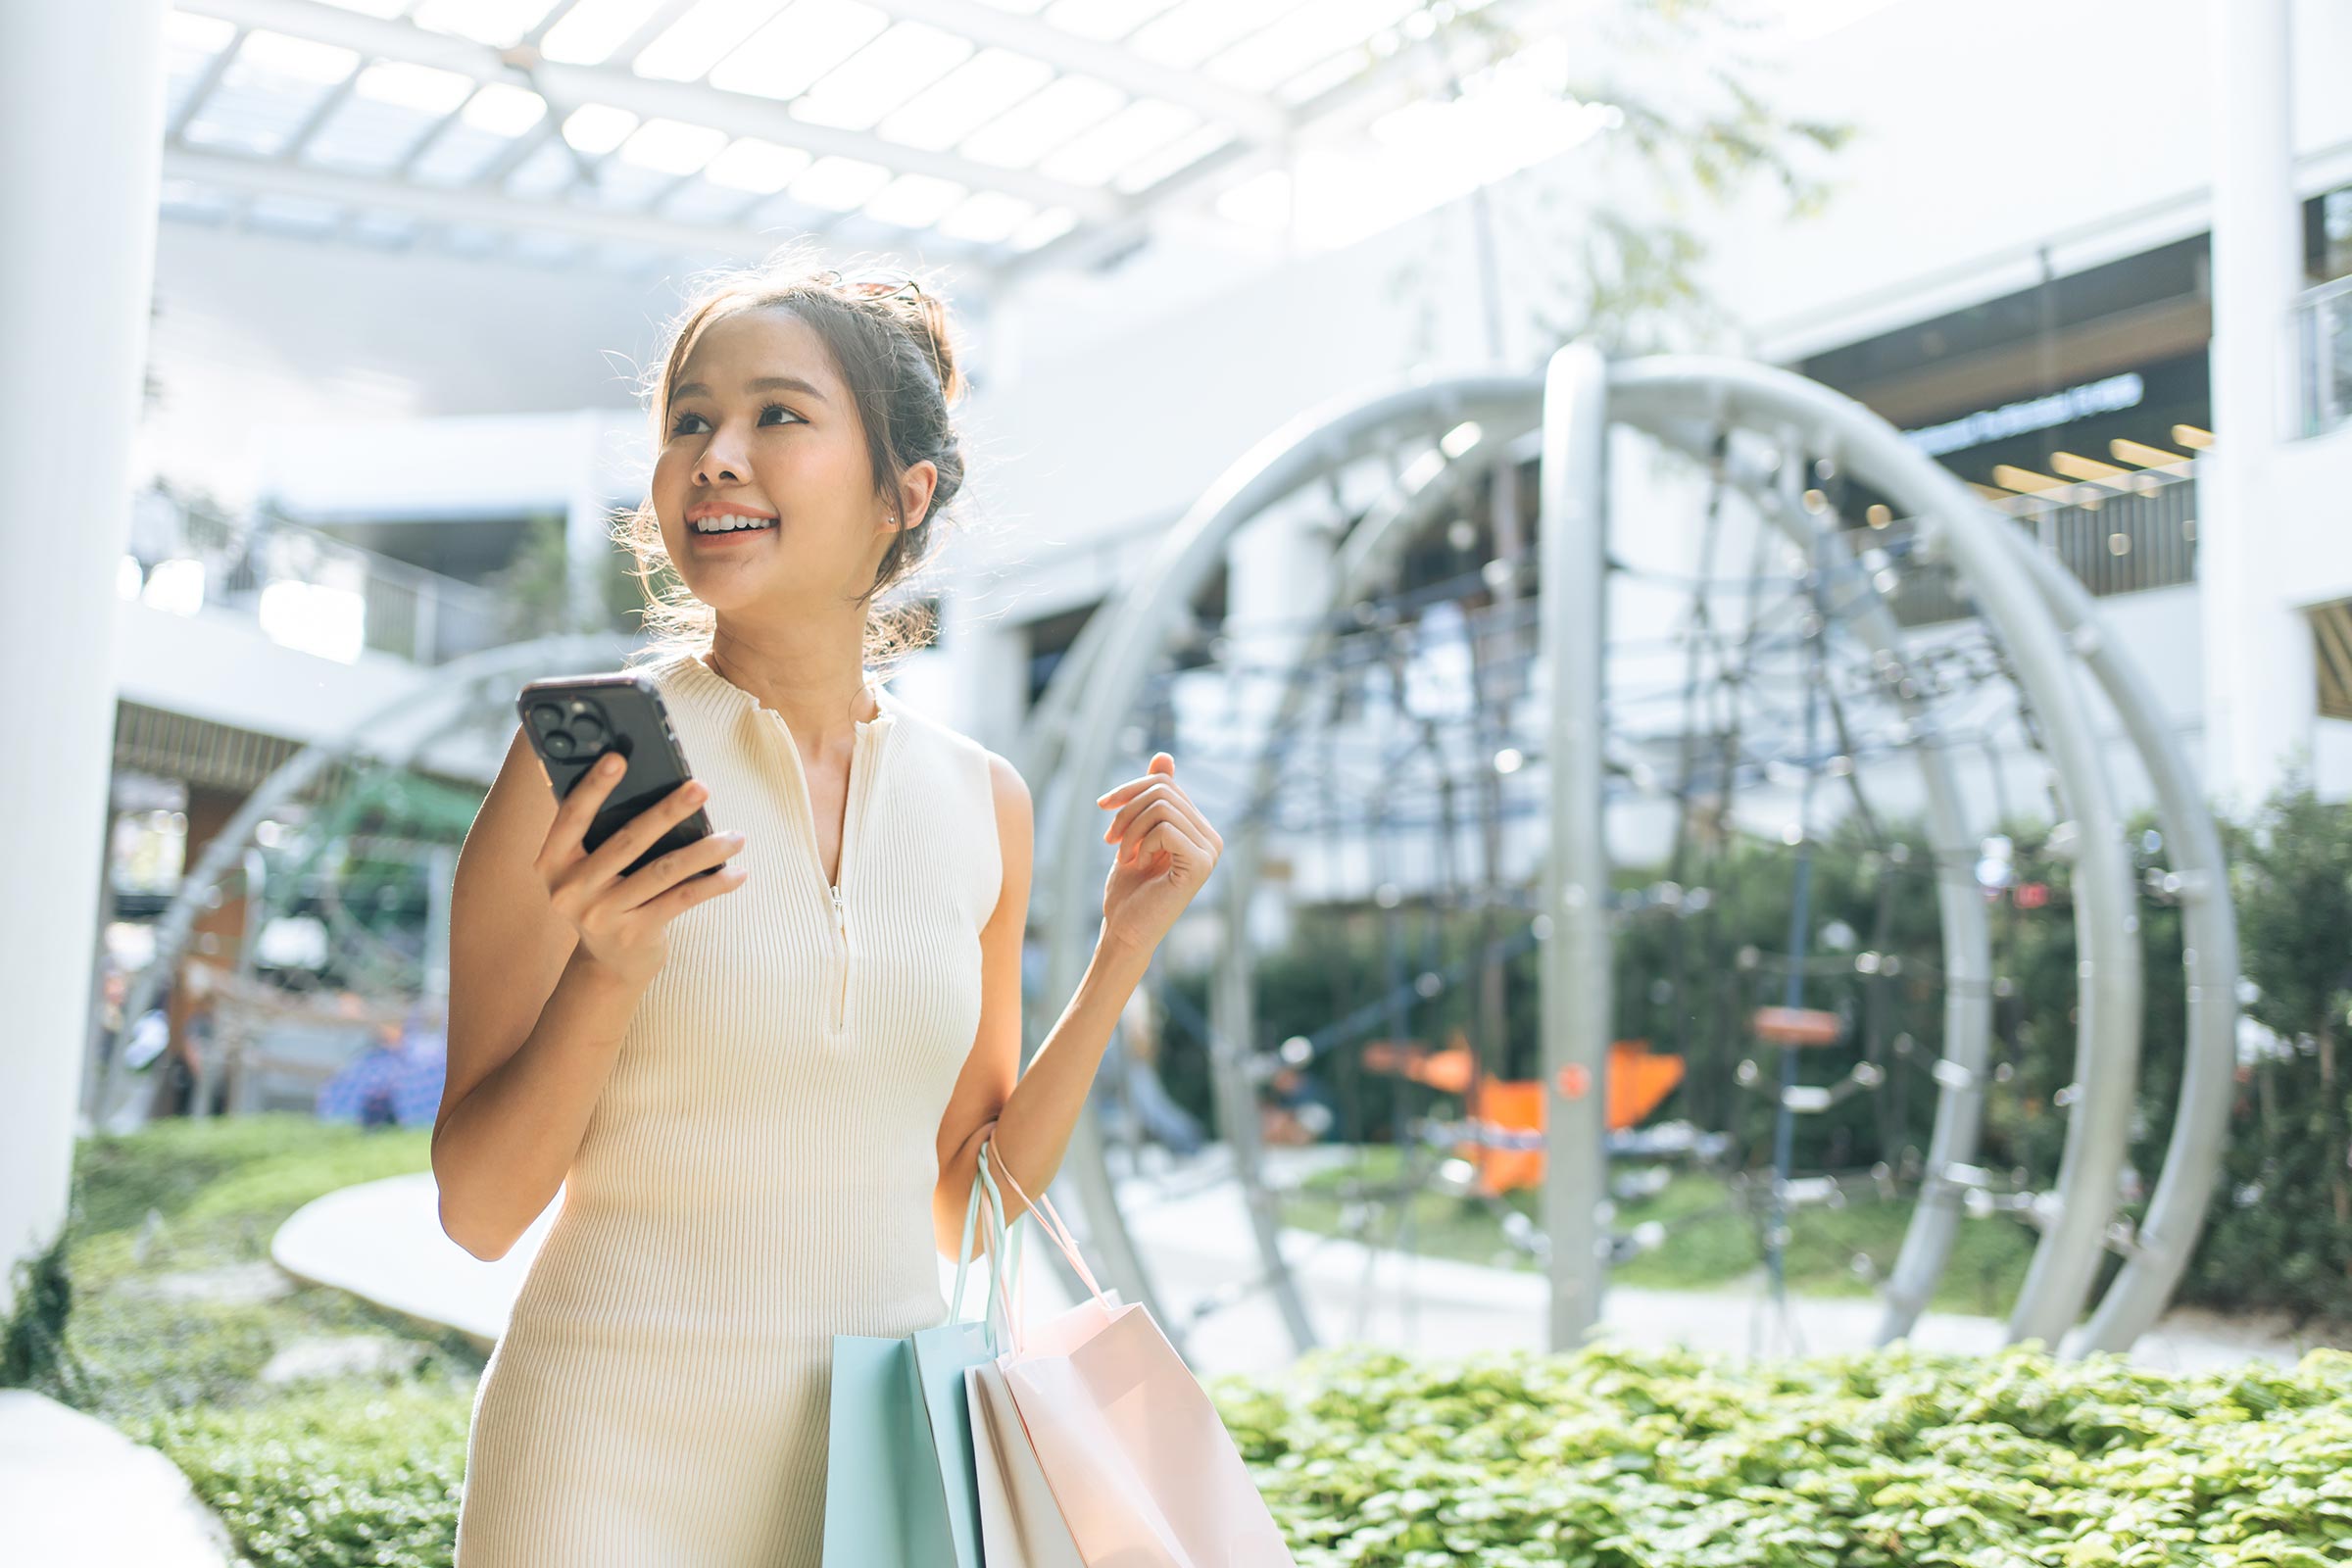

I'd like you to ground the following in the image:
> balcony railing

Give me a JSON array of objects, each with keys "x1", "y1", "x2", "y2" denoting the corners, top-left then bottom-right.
[
  {"x1": 1858, "y1": 460, "x2": 2199, "y2": 628},
  {"x1": 2297, "y1": 274, "x2": 2352, "y2": 440},
  {"x1": 124, "y1": 488, "x2": 510, "y2": 665}
]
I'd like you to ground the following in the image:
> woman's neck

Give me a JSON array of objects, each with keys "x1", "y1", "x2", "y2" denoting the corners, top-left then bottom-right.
[{"x1": 703, "y1": 642, "x2": 879, "y2": 749}]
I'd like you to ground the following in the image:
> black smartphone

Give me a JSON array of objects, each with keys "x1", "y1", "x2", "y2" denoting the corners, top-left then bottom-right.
[{"x1": 516, "y1": 671, "x2": 719, "y2": 880}]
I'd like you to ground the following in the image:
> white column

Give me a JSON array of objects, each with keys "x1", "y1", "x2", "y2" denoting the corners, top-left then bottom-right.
[
  {"x1": 0, "y1": 2, "x2": 169, "y2": 1313},
  {"x1": 566, "y1": 411, "x2": 613, "y2": 633},
  {"x1": 2199, "y1": 0, "x2": 2308, "y2": 812}
]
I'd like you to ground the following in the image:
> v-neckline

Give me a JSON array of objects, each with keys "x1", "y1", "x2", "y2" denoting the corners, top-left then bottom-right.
[{"x1": 676, "y1": 652, "x2": 896, "y2": 894}]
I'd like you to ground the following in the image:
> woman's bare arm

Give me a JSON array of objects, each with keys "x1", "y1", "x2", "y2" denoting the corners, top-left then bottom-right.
[
  {"x1": 433, "y1": 947, "x2": 647, "y2": 1260},
  {"x1": 431, "y1": 724, "x2": 741, "y2": 1259}
]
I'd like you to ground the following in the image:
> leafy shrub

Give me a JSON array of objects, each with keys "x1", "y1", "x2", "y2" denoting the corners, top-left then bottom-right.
[
  {"x1": 1209, "y1": 1339, "x2": 2352, "y2": 1567},
  {"x1": 123, "y1": 1383, "x2": 472, "y2": 1568}
]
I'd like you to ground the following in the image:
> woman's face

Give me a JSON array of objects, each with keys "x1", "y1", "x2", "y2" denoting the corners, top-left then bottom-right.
[{"x1": 652, "y1": 305, "x2": 926, "y2": 618}]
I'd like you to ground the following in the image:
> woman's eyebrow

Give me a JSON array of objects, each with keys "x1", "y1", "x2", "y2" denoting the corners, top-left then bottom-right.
[{"x1": 670, "y1": 375, "x2": 828, "y2": 404}]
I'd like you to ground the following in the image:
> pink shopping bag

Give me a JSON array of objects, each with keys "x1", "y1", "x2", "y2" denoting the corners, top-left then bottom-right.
[
  {"x1": 962, "y1": 1139, "x2": 1093, "y2": 1568},
  {"x1": 966, "y1": 1356, "x2": 1088, "y2": 1568},
  {"x1": 982, "y1": 1143, "x2": 1297, "y2": 1568}
]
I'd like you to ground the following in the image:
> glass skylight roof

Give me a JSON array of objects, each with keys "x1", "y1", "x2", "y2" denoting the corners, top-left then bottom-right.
[{"x1": 160, "y1": 0, "x2": 1543, "y2": 284}]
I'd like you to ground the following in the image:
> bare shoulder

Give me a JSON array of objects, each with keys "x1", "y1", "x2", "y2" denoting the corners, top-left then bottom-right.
[
  {"x1": 981, "y1": 749, "x2": 1032, "y2": 822},
  {"x1": 980, "y1": 749, "x2": 1032, "y2": 928}
]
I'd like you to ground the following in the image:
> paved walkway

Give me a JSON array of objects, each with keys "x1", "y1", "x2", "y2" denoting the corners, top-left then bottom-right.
[
  {"x1": 270, "y1": 1171, "x2": 1085, "y2": 1353},
  {"x1": 0, "y1": 1391, "x2": 235, "y2": 1567},
  {"x1": 273, "y1": 1146, "x2": 2344, "y2": 1382},
  {"x1": 1114, "y1": 1153, "x2": 2337, "y2": 1378}
]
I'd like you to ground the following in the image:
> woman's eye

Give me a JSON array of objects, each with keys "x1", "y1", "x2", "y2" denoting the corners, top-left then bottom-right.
[{"x1": 669, "y1": 404, "x2": 799, "y2": 436}]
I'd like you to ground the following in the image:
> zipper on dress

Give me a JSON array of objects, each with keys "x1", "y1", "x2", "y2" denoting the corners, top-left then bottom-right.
[
  {"x1": 827, "y1": 717, "x2": 880, "y2": 1037},
  {"x1": 828, "y1": 880, "x2": 848, "y2": 1033}
]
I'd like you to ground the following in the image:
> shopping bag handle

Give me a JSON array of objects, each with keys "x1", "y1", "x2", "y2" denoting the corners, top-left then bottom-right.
[
  {"x1": 950, "y1": 1129, "x2": 1021, "y2": 1350},
  {"x1": 978, "y1": 1133, "x2": 1108, "y2": 1307},
  {"x1": 973, "y1": 1139, "x2": 1026, "y2": 1352}
]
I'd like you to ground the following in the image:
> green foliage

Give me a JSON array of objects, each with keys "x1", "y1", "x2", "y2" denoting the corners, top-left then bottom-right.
[
  {"x1": 2186, "y1": 780, "x2": 2352, "y2": 1324},
  {"x1": 69, "y1": 1116, "x2": 436, "y2": 1284},
  {"x1": 1, "y1": 1224, "x2": 87, "y2": 1404},
  {"x1": 123, "y1": 1385, "x2": 471, "y2": 1568},
  {"x1": 1207, "y1": 1340, "x2": 2352, "y2": 1567},
  {"x1": 46, "y1": 1114, "x2": 476, "y2": 1565}
]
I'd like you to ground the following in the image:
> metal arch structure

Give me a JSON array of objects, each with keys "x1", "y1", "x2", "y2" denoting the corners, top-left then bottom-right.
[
  {"x1": 1012, "y1": 372, "x2": 1549, "y2": 1357},
  {"x1": 1637, "y1": 412, "x2": 1998, "y2": 1350},
  {"x1": 1593, "y1": 354, "x2": 2153, "y2": 1356},
  {"x1": 1021, "y1": 345, "x2": 2238, "y2": 1366},
  {"x1": 96, "y1": 633, "x2": 633, "y2": 1132},
  {"x1": 1994, "y1": 528, "x2": 2240, "y2": 1358}
]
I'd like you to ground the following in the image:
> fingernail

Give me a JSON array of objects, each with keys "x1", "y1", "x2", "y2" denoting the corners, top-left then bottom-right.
[{"x1": 601, "y1": 755, "x2": 621, "y2": 772}]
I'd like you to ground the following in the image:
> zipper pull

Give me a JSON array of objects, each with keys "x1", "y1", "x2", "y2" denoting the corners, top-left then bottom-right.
[{"x1": 830, "y1": 883, "x2": 845, "y2": 927}]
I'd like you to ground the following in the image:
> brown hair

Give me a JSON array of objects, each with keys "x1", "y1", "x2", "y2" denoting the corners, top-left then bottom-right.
[{"x1": 614, "y1": 241, "x2": 970, "y2": 679}]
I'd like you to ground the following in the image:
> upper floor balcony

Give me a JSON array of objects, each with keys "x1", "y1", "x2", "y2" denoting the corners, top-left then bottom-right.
[
  {"x1": 122, "y1": 484, "x2": 520, "y2": 668},
  {"x1": 1865, "y1": 458, "x2": 2199, "y2": 628}
]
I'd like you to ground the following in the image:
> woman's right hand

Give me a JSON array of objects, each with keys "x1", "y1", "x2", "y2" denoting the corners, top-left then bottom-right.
[{"x1": 535, "y1": 754, "x2": 748, "y2": 988}]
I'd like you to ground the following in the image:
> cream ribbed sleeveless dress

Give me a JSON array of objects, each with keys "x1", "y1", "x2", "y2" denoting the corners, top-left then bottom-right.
[{"x1": 454, "y1": 649, "x2": 1002, "y2": 1567}]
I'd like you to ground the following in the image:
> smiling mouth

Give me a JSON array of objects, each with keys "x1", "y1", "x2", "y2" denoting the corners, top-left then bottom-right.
[{"x1": 691, "y1": 514, "x2": 777, "y2": 535}]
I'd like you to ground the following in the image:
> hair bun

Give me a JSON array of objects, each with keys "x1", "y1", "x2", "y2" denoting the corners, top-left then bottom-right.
[{"x1": 907, "y1": 292, "x2": 964, "y2": 406}]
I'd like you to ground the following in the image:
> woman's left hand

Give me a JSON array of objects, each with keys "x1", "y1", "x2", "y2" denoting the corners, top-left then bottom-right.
[{"x1": 1097, "y1": 753, "x2": 1221, "y2": 955}]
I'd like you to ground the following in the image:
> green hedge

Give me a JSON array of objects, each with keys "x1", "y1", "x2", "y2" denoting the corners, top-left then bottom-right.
[
  {"x1": 1208, "y1": 1340, "x2": 2352, "y2": 1567},
  {"x1": 125, "y1": 1384, "x2": 472, "y2": 1568}
]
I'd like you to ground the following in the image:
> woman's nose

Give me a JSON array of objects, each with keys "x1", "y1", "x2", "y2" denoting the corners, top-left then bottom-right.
[{"x1": 694, "y1": 426, "x2": 751, "y2": 486}]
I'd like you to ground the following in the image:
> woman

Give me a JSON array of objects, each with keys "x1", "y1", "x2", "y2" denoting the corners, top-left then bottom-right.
[{"x1": 432, "y1": 249, "x2": 1221, "y2": 1565}]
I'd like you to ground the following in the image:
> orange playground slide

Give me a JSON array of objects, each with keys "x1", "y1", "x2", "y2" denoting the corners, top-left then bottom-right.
[{"x1": 1359, "y1": 1030, "x2": 1686, "y2": 1196}]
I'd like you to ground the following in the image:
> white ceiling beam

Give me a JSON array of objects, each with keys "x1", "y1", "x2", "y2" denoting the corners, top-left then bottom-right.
[
  {"x1": 165, "y1": 145, "x2": 1016, "y2": 302},
  {"x1": 173, "y1": 0, "x2": 1122, "y2": 222},
  {"x1": 877, "y1": 0, "x2": 1287, "y2": 145},
  {"x1": 164, "y1": 144, "x2": 781, "y2": 257}
]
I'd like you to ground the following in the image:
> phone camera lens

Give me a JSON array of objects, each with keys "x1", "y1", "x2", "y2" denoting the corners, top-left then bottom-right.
[{"x1": 545, "y1": 731, "x2": 576, "y2": 759}]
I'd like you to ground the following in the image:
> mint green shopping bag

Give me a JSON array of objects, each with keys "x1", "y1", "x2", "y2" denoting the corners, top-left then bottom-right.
[{"x1": 820, "y1": 1131, "x2": 1024, "y2": 1567}]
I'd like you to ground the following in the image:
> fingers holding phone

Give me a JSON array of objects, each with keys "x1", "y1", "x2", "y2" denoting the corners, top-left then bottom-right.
[
  {"x1": 538, "y1": 755, "x2": 747, "y2": 986},
  {"x1": 517, "y1": 673, "x2": 745, "y2": 990}
]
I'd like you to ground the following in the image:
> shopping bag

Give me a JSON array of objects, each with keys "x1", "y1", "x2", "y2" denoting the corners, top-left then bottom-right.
[
  {"x1": 819, "y1": 1132, "x2": 1018, "y2": 1567},
  {"x1": 964, "y1": 1142, "x2": 1089, "y2": 1568},
  {"x1": 968, "y1": 1356, "x2": 1088, "y2": 1568},
  {"x1": 983, "y1": 1142, "x2": 1297, "y2": 1567},
  {"x1": 907, "y1": 1135, "x2": 1030, "y2": 1568}
]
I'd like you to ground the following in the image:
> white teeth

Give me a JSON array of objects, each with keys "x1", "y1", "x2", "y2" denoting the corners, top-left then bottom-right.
[{"x1": 695, "y1": 514, "x2": 775, "y2": 532}]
